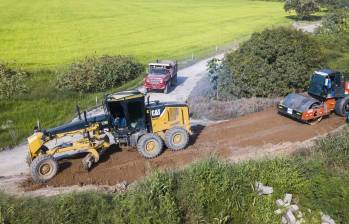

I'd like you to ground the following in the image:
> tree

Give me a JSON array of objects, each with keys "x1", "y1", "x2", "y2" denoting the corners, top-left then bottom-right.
[
  {"x1": 219, "y1": 27, "x2": 324, "y2": 98},
  {"x1": 207, "y1": 58, "x2": 222, "y2": 98},
  {"x1": 284, "y1": 0, "x2": 320, "y2": 19}
]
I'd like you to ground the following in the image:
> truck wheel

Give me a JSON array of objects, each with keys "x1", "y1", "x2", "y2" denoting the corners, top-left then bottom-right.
[
  {"x1": 137, "y1": 133, "x2": 163, "y2": 159},
  {"x1": 335, "y1": 97, "x2": 349, "y2": 116},
  {"x1": 164, "y1": 83, "x2": 170, "y2": 94},
  {"x1": 30, "y1": 155, "x2": 58, "y2": 183},
  {"x1": 165, "y1": 127, "x2": 189, "y2": 151}
]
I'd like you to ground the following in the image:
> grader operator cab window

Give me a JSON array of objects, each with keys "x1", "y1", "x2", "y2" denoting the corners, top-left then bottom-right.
[{"x1": 106, "y1": 98, "x2": 146, "y2": 131}]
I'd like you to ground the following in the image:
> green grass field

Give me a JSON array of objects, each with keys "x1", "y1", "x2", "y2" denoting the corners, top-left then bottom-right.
[
  {"x1": 0, "y1": 0, "x2": 289, "y2": 69},
  {"x1": 0, "y1": 0, "x2": 291, "y2": 148}
]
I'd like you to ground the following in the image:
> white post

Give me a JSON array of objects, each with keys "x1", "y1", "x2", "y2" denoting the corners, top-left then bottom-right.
[{"x1": 95, "y1": 96, "x2": 98, "y2": 106}]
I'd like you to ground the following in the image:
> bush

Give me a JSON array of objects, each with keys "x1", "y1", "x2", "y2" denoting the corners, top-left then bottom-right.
[
  {"x1": 220, "y1": 27, "x2": 324, "y2": 98},
  {"x1": 317, "y1": 9, "x2": 349, "y2": 34},
  {"x1": 0, "y1": 64, "x2": 27, "y2": 99},
  {"x1": 57, "y1": 55, "x2": 145, "y2": 93},
  {"x1": 284, "y1": 0, "x2": 320, "y2": 19}
]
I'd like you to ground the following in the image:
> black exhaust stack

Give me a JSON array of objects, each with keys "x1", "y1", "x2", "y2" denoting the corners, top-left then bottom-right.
[{"x1": 76, "y1": 105, "x2": 82, "y2": 120}]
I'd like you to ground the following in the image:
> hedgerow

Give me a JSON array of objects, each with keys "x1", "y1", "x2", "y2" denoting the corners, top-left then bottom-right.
[
  {"x1": 57, "y1": 55, "x2": 144, "y2": 93},
  {"x1": 218, "y1": 27, "x2": 324, "y2": 98},
  {"x1": 0, "y1": 64, "x2": 27, "y2": 99}
]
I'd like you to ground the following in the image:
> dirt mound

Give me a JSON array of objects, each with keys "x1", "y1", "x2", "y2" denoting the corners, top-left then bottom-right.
[{"x1": 22, "y1": 108, "x2": 344, "y2": 190}]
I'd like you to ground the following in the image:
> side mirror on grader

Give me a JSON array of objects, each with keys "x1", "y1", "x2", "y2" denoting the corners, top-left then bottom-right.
[{"x1": 27, "y1": 90, "x2": 192, "y2": 183}]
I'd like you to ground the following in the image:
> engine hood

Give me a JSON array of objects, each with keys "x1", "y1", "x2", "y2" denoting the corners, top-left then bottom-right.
[
  {"x1": 146, "y1": 74, "x2": 166, "y2": 79},
  {"x1": 45, "y1": 114, "x2": 109, "y2": 136}
]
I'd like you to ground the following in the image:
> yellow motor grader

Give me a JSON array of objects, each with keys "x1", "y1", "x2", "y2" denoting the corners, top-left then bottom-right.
[{"x1": 27, "y1": 90, "x2": 191, "y2": 183}]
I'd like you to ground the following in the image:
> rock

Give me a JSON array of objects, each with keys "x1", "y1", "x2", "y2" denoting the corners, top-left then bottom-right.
[
  {"x1": 113, "y1": 180, "x2": 128, "y2": 193},
  {"x1": 290, "y1": 204, "x2": 299, "y2": 212},
  {"x1": 321, "y1": 213, "x2": 335, "y2": 224},
  {"x1": 283, "y1": 193, "x2": 292, "y2": 205},
  {"x1": 282, "y1": 216, "x2": 288, "y2": 224},
  {"x1": 285, "y1": 209, "x2": 297, "y2": 224},
  {"x1": 255, "y1": 182, "x2": 273, "y2": 195},
  {"x1": 276, "y1": 199, "x2": 285, "y2": 207}
]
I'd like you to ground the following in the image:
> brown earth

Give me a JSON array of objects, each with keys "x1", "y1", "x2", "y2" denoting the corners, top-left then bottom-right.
[{"x1": 22, "y1": 108, "x2": 345, "y2": 190}]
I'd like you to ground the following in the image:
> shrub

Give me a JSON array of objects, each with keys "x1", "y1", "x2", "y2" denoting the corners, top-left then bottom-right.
[
  {"x1": 57, "y1": 55, "x2": 144, "y2": 92},
  {"x1": 317, "y1": 10, "x2": 349, "y2": 34},
  {"x1": 220, "y1": 27, "x2": 324, "y2": 98},
  {"x1": 0, "y1": 64, "x2": 27, "y2": 99},
  {"x1": 284, "y1": 0, "x2": 320, "y2": 19}
]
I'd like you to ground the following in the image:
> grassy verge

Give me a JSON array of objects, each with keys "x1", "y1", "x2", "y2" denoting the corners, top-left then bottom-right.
[{"x1": 1, "y1": 129, "x2": 349, "y2": 223}]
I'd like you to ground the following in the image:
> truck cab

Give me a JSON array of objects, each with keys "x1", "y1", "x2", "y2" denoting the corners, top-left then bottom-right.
[{"x1": 144, "y1": 60, "x2": 178, "y2": 94}]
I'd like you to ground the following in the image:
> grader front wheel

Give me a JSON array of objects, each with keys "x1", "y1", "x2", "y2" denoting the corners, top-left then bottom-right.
[
  {"x1": 30, "y1": 155, "x2": 58, "y2": 183},
  {"x1": 137, "y1": 134, "x2": 163, "y2": 159}
]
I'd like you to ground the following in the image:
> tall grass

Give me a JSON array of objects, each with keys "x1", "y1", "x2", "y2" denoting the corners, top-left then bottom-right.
[{"x1": 1, "y1": 129, "x2": 349, "y2": 223}]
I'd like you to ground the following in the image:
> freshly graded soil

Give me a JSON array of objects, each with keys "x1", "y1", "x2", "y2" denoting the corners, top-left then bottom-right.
[{"x1": 22, "y1": 108, "x2": 344, "y2": 189}]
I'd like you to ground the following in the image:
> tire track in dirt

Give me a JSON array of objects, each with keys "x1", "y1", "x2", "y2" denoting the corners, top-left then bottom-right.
[{"x1": 24, "y1": 108, "x2": 344, "y2": 189}]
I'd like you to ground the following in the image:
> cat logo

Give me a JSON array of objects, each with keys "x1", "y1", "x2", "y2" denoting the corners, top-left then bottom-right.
[{"x1": 151, "y1": 109, "x2": 162, "y2": 117}]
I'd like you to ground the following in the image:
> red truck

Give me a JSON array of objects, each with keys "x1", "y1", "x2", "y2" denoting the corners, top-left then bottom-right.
[{"x1": 144, "y1": 60, "x2": 178, "y2": 94}]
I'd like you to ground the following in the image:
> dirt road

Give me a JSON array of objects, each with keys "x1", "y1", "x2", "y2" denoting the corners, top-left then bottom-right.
[{"x1": 25, "y1": 108, "x2": 343, "y2": 189}]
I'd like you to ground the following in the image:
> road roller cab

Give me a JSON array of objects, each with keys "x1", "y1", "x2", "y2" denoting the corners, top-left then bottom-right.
[{"x1": 278, "y1": 69, "x2": 349, "y2": 124}]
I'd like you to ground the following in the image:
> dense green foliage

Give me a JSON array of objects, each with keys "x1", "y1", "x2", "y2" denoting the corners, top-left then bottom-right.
[
  {"x1": 0, "y1": 64, "x2": 27, "y2": 99},
  {"x1": 2, "y1": 129, "x2": 349, "y2": 223},
  {"x1": 57, "y1": 56, "x2": 144, "y2": 93},
  {"x1": 317, "y1": 9, "x2": 349, "y2": 34},
  {"x1": 316, "y1": 8, "x2": 349, "y2": 77},
  {"x1": 284, "y1": 0, "x2": 320, "y2": 19},
  {"x1": 218, "y1": 27, "x2": 323, "y2": 98}
]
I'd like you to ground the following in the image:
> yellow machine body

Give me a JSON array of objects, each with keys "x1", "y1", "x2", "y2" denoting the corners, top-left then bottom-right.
[{"x1": 148, "y1": 105, "x2": 191, "y2": 136}]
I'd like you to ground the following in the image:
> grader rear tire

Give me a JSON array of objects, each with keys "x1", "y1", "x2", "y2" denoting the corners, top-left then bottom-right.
[
  {"x1": 30, "y1": 155, "x2": 58, "y2": 183},
  {"x1": 165, "y1": 127, "x2": 189, "y2": 151},
  {"x1": 137, "y1": 133, "x2": 163, "y2": 159}
]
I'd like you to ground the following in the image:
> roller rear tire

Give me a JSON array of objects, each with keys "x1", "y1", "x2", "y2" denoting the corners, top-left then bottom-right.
[{"x1": 335, "y1": 96, "x2": 349, "y2": 117}]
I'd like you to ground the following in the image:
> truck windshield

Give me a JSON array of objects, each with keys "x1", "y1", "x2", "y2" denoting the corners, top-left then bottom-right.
[{"x1": 149, "y1": 67, "x2": 167, "y2": 75}]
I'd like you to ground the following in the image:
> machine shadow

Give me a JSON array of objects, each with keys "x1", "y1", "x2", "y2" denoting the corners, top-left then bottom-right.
[{"x1": 189, "y1": 124, "x2": 206, "y2": 146}]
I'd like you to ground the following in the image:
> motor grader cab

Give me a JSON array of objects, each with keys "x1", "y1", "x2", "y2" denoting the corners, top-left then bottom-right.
[
  {"x1": 278, "y1": 69, "x2": 349, "y2": 124},
  {"x1": 27, "y1": 90, "x2": 191, "y2": 183}
]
